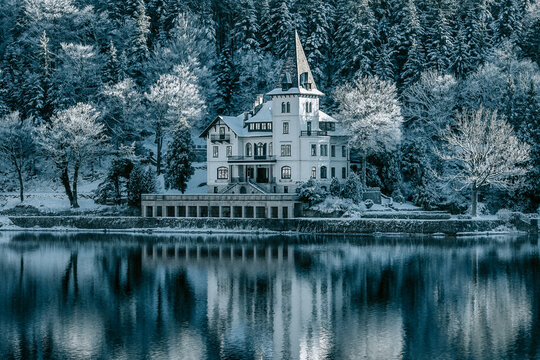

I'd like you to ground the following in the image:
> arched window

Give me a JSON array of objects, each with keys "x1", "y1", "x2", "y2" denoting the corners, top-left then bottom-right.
[
  {"x1": 281, "y1": 166, "x2": 291, "y2": 179},
  {"x1": 217, "y1": 167, "x2": 228, "y2": 179},
  {"x1": 246, "y1": 143, "x2": 252, "y2": 157},
  {"x1": 255, "y1": 142, "x2": 266, "y2": 157},
  {"x1": 281, "y1": 102, "x2": 286, "y2": 113},
  {"x1": 311, "y1": 167, "x2": 316, "y2": 179},
  {"x1": 286, "y1": 102, "x2": 290, "y2": 113},
  {"x1": 320, "y1": 166, "x2": 327, "y2": 179}
]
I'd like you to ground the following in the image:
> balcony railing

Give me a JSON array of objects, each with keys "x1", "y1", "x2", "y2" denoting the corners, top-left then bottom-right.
[
  {"x1": 300, "y1": 130, "x2": 328, "y2": 137},
  {"x1": 211, "y1": 134, "x2": 231, "y2": 143},
  {"x1": 228, "y1": 155, "x2": 276, "y2": 162}
]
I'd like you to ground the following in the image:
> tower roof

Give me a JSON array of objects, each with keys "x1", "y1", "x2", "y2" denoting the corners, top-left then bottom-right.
[{"x1": 277, "y1": 30, "x2": 318, "y2": 92}]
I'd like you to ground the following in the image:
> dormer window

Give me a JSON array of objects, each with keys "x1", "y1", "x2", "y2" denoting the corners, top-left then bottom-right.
[
  {"x1": 281, "y1": 72, "x2": 292, "y2": 90},
  {"x1": 300, "y1": 72, "x2": 310, "y2": 89}
]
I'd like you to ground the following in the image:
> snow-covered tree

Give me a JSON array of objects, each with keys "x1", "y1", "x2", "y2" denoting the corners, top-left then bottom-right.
[
  {"x1": 36, "y1": 103, "x2": 108, "y2": 208},
  {"x1": 128, "y1": 0, "x2": 150, "y2": 81},
  {"x1": 336, "y1": 76, "x2": 403, "y2": 187},
  {"x1": 103, "y1": 40, "x2": 121, "y2": 85},
  {"x1": 0, "y1": 112, "x2": 34, "y2": 202},
  {"x1": 436, "y1": 107, "x2": 530, "y2": 216},
  {"x1": 146, "y1": 64, "x2": 205, "y2": 174},
  {"x1": 102, "y1": 78, "x2": 144, "y2": 145},
  {"x1": 266, "y1": 1, "x2": 293, "y2": 57},
  {"x1": 233, "y1": 0, "x2": 259, "y2": 51},
  {"x1": 164, "y1": 124, "x2": 195, "y2": 193}
]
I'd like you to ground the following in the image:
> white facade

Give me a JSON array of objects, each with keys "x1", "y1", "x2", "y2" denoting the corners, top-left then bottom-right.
[{"x1": 200, "y1": 32, "x2": 349, "y2": 195}]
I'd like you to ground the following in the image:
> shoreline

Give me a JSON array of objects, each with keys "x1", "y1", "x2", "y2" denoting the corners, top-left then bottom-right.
[{"x1": 2, "y1": 215, "x2": 537, "y2": 237}]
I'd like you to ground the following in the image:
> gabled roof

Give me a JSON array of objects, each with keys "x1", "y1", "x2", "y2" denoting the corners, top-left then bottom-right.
[
  {"x1": 245, "y1": 101, "x2": 273, "y2": 123},
  {"x1": 199, "y1": 115, "x2": 243, "y2": 138}
]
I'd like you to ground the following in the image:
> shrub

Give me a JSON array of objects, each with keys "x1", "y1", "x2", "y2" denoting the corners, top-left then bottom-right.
[
  {"x1": 329, "y1": 178, "x2": 341, "y2": 197},
  {"x1": 127, "y1": 166, "x2": 156, "y2": 207},
  {"x1": 296, "y1": 179, "x2": 328, "y2": 206}
]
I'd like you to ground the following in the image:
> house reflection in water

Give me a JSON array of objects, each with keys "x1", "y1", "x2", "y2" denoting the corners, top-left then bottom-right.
[{"x1": 0, "y1": 233, "x2": 538, "y2": 359}]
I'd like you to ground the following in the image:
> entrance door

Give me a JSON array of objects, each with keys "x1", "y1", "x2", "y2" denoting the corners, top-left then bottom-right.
[{"x1": 256, "y1": 168, "x2": 268, "y2": 183}]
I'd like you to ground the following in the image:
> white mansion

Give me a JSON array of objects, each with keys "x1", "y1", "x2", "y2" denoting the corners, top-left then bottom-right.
[
  {"x1": 201, "y1": 31, "x2": 350, "y2": 195},
  {"x1": 141, "y1": 32, "x2": 350, "y2": 219}
]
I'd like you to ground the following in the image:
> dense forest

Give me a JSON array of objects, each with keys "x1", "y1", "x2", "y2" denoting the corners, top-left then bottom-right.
[{"x1": 0, "y1": 0, "x2": 539, "y2": 213}]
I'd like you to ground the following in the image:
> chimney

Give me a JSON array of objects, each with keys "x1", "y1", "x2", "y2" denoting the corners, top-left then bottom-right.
[{"x1": 252, "y1": 94, "x2": 264, "y2": 115}]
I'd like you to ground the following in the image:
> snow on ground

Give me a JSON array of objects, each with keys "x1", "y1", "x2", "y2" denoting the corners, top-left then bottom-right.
[{"x1": 0, "y1": 193, "x2": 107, "y2": 212}]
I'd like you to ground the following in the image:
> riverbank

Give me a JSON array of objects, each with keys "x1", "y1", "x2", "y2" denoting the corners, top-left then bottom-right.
[{"x1": 2, "y1": 215, "x2": 538, "y2": 235}]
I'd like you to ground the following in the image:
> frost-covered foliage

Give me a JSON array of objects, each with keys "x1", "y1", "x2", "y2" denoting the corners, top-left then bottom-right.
[
  {"x1": 336, "y1": 76, "x2": 402, "y2": 187},
  {"x1": 36, "y1": 103, "x2": 108, "y2": 208},
  {"x1": 296, "y1": 179, "x2": 328, "y2": 206},
  {"x1": 95, "y1": 145, "x2": 136, "y2": 205},
  {"x1": 164, "y1": 124, "x2": 195, "y2": 193},
  {"x1": 0, "y1": 112, "x2": 34, "y2": 202},
  {"x1": 436, "y1": 108, "x2": 530, "y2": 216},
  {"x1": 146, "y1": 64, "x2": 205, "y2": 174}
]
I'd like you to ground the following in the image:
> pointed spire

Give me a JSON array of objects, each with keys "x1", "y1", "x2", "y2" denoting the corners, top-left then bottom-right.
[{"x1": 278, "y1": 30, "x2": 317, "y2": 91}]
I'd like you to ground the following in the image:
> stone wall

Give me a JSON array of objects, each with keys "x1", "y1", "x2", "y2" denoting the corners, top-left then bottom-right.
[{"x1": 6, "y1": 216, "x2": 529, "y2": 235}]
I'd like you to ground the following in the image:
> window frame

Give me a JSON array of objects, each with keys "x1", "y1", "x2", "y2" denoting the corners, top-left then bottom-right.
[
  {"x1": 281, "y1": 166, "x2": 291, "y2": 179},
  {"x1": 213, "y1": 146, "x2": 219, "y2": 158},
  {"x1": 281, "y1": 144, "x2": 291, "y2": 157},
  {"x1": 246, "y1": 143, "x2": 252, "y2": 157},
  {"x1": 321, "y1": 166, "x2": 327, "y2": 179},
  {"x1": 226, "y1": 145, "x2": 232, "y2": 157},
  {"x1": 217, "y1": 167, "x2": 229, "y2": 179},
  {"x1": 331, "y1": 145, "x2": 336, "y2": 157},
  {"x1": 283, "y1": 121, "x2": 289, "y2": 134},
  {"x1": 311, "y1": 167, "x2": 317, "y2": 179},
  {"x1": 311, "y1": 144, "x2": 317, "y2": 156},
  {"x1": 320, "y1": 144, "x2": 328, "y2": 157}
]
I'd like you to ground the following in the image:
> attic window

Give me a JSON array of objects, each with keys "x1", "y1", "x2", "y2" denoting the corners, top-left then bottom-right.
[
  {"x1": 300, "y1": 72, "x2": 311, "y2": 89},
  {"x1": 281, "y1": 72, "x2": 292, "y2": 90}
]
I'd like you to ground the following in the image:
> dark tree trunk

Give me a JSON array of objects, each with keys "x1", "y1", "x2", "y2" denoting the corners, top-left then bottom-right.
[
  {"x1": 60, "y1": 167, "x2": 75, "y2": 206},
  {"x1": 72, "y1": 162, "x2": 80, "y2": 208},
  {"x1": 362, "y1": 149, "x2": 367, "y2": 189},
  {"x1": 16, "y1": 167, "x2": 23, "y2": 202},
  {"x1": 156, "y1": 134, "x2": 163, "y2": 175},
  {"x1": 471, "y1": 184, "x2": 478, "y2": 217}
]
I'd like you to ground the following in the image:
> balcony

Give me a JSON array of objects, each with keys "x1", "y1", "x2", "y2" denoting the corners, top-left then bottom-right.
[
  {"x1": 211, "y1": 134, "x2": 231, "y2": 143},
  {"x1": 300, "y1": 130, "x2": 328, "y2": 137},
  {"x1": 228, "y1": 155, "x2": 276, "y2": 163}
]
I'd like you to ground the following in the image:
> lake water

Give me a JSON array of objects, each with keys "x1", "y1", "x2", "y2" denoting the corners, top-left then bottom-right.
[{"x1": 0, "y1": 232, "x2": 538, "y2": 360}]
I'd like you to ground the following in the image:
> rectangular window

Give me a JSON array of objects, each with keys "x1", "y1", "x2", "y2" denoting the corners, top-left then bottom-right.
[
  {"x1": 320, "y1": 144, "x2": 328, "y2": 156},
  {"x1": 342, "y1": 146, "x2": 347, "y2": 158},
  {"x1": 311, "y1": 144, "x2": 317, "y2": 156},
  {"x1": 283, "y1": 122, "x2": 289, "y2": 134},
  {"x1": 226, "y1": 146, "x2": 232, "y2": 157},
  {"x1": 342, "y1": 167, "x2": 346, "y2": 179},
  {"x1": 268, "y1": 122, "x2": 272, "y2": 130},
  {"x1": 261, "y1": 123, "x2": 267, "y2": 130},
  {"x1": 331, "y1": 145, "x2": 336, "y2": 157},
  {"x1": 269, "y1": 142, "x2": 273, "y2": 155},
  {"x1": 255, "y1": 123, "x2": 261, "y2": 130},
  {"x1": 213, "y1": 146, "x2": 218, "y2": 158},
  {"x1": 281, "y1": 144, "x2": 291, "y2": 157},
  {"x1": 249, "y1": 124, "x2": 254, "y2": 131},
  {"x1": 331, "y1": 167, "x2": 335, "y2": 178}
]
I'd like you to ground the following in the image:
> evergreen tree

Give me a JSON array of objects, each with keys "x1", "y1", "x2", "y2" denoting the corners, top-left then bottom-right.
[
  {"x1": 401, "y1": 37, "x2": 425, "y2": 87},
  {"x1": 258, "y1": 0, "x2": 272, "y2": 51},
  {"x1": 494, "y1": 0, "x2": 523, "y2": 41},
  {"x1": 164, "y1": 124, "x2": 196, "y2": 193},
  {"x1": 128, "y1": 0, "x2": 150, "y2": 81},
  {"x1": 375, "y1": 42, "x2": 396, "y2": 82},
  {"x1": 103, "y1": 40, "x2": 120, "y2": 85},
  {"x1": 466, "y1": 0, "x2": 493, "y2": 69},
  {"x1": 234, "y1": 0, "x2": 260, "y2": 51},
  {"x1": 425, "y1": 6, "x2": 454, "y2": 73},
  {"x1": 215, "y1": 47, "x2": 238, "y2": 115},
  {"x1": 330, "y1": 177, "x2": 341, "y2": 197},
  {"x1": 298, "y1": 0, "x2": 331, "y2": 87},
  {"x1": 450, "y1": 25, "x2": 473, "y2": 78},
  {"x1": 266, "y1": 1, "x2": 293, "y2": 57},
  {"x1": 127, "y1": 165, "x2": 156, "y2": 207}
]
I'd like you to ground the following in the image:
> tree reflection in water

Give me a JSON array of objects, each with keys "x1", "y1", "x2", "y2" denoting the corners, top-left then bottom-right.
[{"x1": 0, "y1": 232, "x2": 538, "y2": 359}]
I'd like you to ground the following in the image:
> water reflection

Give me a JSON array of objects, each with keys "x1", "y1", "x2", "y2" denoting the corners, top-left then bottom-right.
[{"x1": 0, "y1": 232, "x2": 538, "y2": 359}]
